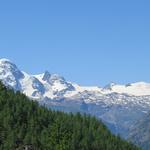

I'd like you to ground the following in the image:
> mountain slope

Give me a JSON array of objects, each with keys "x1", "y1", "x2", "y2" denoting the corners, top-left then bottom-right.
[
  {"x1": 0, "y1": 58, "x2": 150, "y2": 139},
  {"x1": 0, "y1": 82, "x2": 140, "y2": 150},
  {"x1": 129, "y1": 112, "x2": 150, "y2": 150}
]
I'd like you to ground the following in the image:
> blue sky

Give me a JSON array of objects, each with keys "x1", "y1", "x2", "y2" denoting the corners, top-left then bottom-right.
[{"x1": 0, "y1": 0, "x2": 150, "y2": 86}]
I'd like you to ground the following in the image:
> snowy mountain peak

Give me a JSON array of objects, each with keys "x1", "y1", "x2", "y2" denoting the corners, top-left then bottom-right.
[
  {"x1": 0, "y1": 58, "x2": 18, "y2": 70},
  {"x1": 42, "y1": 71, "x2": 51, "y2": 81},
  {"x1": 130, "y1": 81, "x2": 149, "y2": 87},
  {"x1": 0, "y1": 58, "x2": 24, "y2": 90},
  {"x1": 1, "y1": 58, "x2": 150, "y2": 99},
  {"x1": 50, "y1": 74, "x2": 65, "y2": 82},
  {"x1": 0, "y1": 58, "x2": 12, "y2": 64},
  {"x1": 104, "y1": 82, "x2": 116, "y2": 90}
]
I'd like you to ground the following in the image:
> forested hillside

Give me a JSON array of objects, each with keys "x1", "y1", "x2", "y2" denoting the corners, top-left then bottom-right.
[{"x1": 0, "y1": 82, "x2": 140, "y2": 150}]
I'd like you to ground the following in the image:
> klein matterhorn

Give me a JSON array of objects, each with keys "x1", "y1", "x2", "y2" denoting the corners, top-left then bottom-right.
[{"x1": 1, "y1": 58, "x2": 150, "y2": 138}]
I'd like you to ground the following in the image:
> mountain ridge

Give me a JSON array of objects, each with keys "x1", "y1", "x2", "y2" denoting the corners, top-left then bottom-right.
[
  {"x1": 1, "y1": 58, "x2": 150, "y2": 140},
  {"x1": 1, "y1": 58, "x2": 150, "y2": 99}
]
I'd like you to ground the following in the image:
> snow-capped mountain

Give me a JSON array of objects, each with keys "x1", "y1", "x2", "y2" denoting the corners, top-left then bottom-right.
[
  {"x1": 1, "y1": 58, "x2": 150, "y2": 138},
  {"x1": 1, "y1": 58, "x2": 150, "y2": 99}
]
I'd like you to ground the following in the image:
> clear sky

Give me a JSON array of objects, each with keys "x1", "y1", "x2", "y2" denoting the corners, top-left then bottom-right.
[{"x1": 0, "y1": 0, "x2": 150, "y2": 86}]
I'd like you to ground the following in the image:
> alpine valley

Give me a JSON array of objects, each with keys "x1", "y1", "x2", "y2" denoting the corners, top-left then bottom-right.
[{"x1": 0, "y1": 58, "x2": 150, "y2": 144}]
